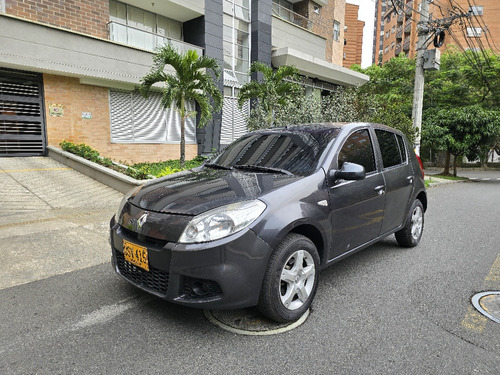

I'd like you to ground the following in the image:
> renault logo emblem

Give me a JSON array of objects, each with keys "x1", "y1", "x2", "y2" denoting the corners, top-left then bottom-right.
[{"x1": 137, "y1": 212, "x2": 149, "y2": 230}]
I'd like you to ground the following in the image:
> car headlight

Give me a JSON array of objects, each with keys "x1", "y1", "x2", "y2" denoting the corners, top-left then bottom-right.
[
  {"x1": 115, "y1": 186, "x2": 142, "y2": 222},
  {"x1": 179, "y1": 200, "x2": 267, "y2": 244}
]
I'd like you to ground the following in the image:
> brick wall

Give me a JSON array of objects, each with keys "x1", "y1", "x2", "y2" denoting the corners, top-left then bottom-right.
[
  {"x1": 43, "y1": 74, "x2": 196, "y2": 164},
  {"x1": 305, "y1": 0, "x2": 345, "y2": 65},
  {"x1": 5, "y1": 0, "x2": 109, "y2": 39},
  {"x1": 343, "y1": 3, "x2": 364, "y2": 68}
]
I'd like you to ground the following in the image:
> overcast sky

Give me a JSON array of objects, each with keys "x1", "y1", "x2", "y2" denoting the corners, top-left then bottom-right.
[{"x1": 346, "y1": 0, "x2": 376, "y2": 68}]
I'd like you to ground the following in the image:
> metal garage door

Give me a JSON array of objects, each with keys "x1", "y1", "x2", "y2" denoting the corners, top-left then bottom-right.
[{"x1": 0, "y1": 68, "x2": 46, "y2": 156}]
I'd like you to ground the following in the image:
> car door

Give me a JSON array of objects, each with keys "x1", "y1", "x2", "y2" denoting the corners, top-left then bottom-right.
[
  {"x1": 374, "y1": 129, "x2": 414, "y2": 234},
  {"x1": 328, "y1": 128, "x2": 385, "y2": 260}
]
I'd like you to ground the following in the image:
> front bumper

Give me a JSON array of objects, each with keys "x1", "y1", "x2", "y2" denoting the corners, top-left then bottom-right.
[{"x1": 110, "y1": 216, "x2": 273, "y2": 310}]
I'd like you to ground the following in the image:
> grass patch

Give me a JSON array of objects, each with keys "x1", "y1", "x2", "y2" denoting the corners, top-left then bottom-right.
[{"x1": 430, "y1": 174, "x2": 469, "y2": 181}]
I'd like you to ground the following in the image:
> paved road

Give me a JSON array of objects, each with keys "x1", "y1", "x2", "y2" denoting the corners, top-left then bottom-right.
[{"x1": 1, "y1": 158, "x2": 499, "y2": 374}]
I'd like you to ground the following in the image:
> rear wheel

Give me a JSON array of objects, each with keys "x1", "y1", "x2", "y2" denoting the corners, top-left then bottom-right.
[
  {"x1": 258, "y1": 233, "x2": 320, "y2": 323},
  {"x1": 395, "y1": 199, "x2": 424, "y2": 247}
]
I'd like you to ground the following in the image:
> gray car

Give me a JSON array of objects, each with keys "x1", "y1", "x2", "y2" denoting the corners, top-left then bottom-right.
[{"x1": 110, "y1": 122, "x2": 427, "y2": 322}]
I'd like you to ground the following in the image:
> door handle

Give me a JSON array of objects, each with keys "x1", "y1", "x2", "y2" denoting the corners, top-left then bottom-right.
[
  {"x1": 407, "y1": 176, "x2": 414, "y2": 184},
  {"x1": 375, "y1": 185, "x2": 385, "y2": 195}
]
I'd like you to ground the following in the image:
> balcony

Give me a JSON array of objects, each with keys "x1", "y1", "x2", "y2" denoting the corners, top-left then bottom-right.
[
  {"x1": 405, "y1": 1, "x2": 413, "y2": 17},
  {"x1": 272, "y1": 2, "x2": 329, "y2": 36},
  {"x1": 404, "y1": 22, "x2": 412, "y2": 34},
  {"x1": 396, "y1": 25, "x2": 403, "y2": 40},
  {"x1": 108, "y1": 21, "x2": 203, "y2": 55},
  {"x1": 403, "y1": 38, "x2": 411, "y2": 51},
  {"x1": 395, "y1": 43, "x2": 402, "y2": 55}
]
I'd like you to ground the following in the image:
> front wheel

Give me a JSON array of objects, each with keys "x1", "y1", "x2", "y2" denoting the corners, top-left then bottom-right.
[
  {"x1": 258, "y1": 233, "x2": 320, "y2": 323},
  {"x1": 395, "y1": 199, "x2": 424, "y2": 247}
]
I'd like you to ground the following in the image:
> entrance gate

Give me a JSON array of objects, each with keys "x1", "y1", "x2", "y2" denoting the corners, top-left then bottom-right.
[{"x1": 0, "y1": 68, "x2": 46, "y2": 156}]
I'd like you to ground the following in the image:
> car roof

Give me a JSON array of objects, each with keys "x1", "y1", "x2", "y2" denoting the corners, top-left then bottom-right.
[{"x1": 253, "y1": 122, "x2": 404, "y2": 136}]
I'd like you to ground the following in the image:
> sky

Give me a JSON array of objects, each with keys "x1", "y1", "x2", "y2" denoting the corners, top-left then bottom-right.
[{"x1": 346, "y1": 0, "x2": 377, "y2": 68}]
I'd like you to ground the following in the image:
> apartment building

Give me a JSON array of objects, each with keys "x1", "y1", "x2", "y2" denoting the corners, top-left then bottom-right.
[
  {"x1": 343, "y1": 2, "x2": 364, "y2": 68},
  {"x1": 374, "y1": 0, "x2": 500, "y2": 66},
  {"x1": 0, "y1": 0, "x2": 368, "y2": 161}
]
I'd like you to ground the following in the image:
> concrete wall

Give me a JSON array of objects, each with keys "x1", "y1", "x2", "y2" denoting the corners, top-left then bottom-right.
[
  {"x1": 271, "y1": 17, "x2": 326, "y2": 60},
  {"x1": 43, "y1": 74, "x2": 197, "y2": 164}
]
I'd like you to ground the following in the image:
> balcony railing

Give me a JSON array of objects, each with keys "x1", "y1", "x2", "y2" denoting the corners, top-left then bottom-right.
[
  {"x1": 403, "y1": 39, "x2": 411, "y2": 50},
  {"x1": 396, "y1": 25, "x2": 403, "y2": 39},
  {"x1": 272, "y1": 3, "x2": 329, "y2": 36},
  {"x1": 395, "y1": 43, "x2": 402, "y2": 55},
  {"x1": 108, "y1": 21, "x2": 203, "y2": 55},
  {"x1": 404, "y1": 22, "x2": 412, "y2": 34},
  {"x1": 405, "y1": 1, "x2": 414, "y2": 17}
]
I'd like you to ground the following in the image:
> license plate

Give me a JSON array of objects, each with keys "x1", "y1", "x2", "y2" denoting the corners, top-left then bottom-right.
[{"x1": 123, "y1": 240, "x2": 149, "y2": 271}]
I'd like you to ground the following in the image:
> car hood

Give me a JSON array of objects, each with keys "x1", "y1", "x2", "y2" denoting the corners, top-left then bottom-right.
[{"x1": 128, "y1": 168, "x2": 302, "y2": 215}]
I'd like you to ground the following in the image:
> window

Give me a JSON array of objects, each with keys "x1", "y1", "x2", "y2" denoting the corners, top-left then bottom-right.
[
  {"x1": 467, "y1": 27, "x2": 482, "y2": 37},
  {"x1": 375, "y1": 130, "x2": 406, "y2": 168},
  {"x1": 109, "y1": 0, "x2": 183, "y2": 51},
  {"x1": 469, "y1": 6, "x2": 483, "y2": 16},
  {"x1": 333, "y1": 20, "x2": 340, "y2": 42},
  {"x1": 109, "y1": 90, "x2": 195, "y2": 144},
  {"x1": 224, "y1": 1, "x2": 250, "y2": 77},
  {"x1": 314, "y1": 5, "x2": 320, "y2": 14},
  {"x1": 338, "y1": 129, "x2": 376, "y2": 173}
]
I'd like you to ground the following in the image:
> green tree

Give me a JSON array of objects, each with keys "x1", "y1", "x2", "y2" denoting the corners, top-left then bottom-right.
[
  {"x1": 424, "y1": 48, "x2": 500, "y2": 110},
  {"x1": 140, "y1": 45, "x2": 223, "y2": 167},
  {"x1": 423, "y1": 105, "x2": 500, "y2": 176},
  {"x1": 237, "y1": 62, "x2": 303, "y2": 129},
  {"x1": 351, "y1": 54, "x2": 416, "y2": 141}
]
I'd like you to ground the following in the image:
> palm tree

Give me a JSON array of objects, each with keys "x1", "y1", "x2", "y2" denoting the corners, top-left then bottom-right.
[
  {"x1": 140, "y1": 45, "x2": 223, "y2": 167},
  {"x1": 237, "y1": 61, "x2": 302, "y2": 128}
]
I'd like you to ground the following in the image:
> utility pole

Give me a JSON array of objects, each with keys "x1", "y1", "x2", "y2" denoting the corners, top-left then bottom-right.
[{"x1": 412, "y1": 0, "x2": 430, "y2": 156}]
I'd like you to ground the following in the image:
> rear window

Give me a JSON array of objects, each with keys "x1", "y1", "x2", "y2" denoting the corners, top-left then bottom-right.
[
  {"x1": 211, "y1": 128, "x2": 339, "y2": 175},
  {"x1": 375, "y1": 129, "x2": 407, "y2": 168}
]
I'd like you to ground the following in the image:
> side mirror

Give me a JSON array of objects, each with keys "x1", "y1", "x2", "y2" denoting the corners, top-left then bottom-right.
[{"x1": 329, "y1": 162, "x2": 366, "y2": 182}]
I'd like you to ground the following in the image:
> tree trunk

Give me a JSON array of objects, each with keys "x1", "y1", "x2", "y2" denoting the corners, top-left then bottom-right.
[
  {"x1": 452, "y1": 154, "x2": 458, "y2": 177},
  {"x1": 443, "y1": 150, "x2": 451, "y2": 175},
  {"x1": 180, "y1": 116, "x2": 186, "y2": 168}
]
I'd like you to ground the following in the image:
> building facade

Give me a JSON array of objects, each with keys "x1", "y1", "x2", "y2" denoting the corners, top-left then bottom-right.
[
  {"x1": 0, "y1": 0, "x2": 368, "y2": 162},
  {"x1": 343, "y1": 3, "x2": 364, "y2": 68},
  {"x1": 374, "y1": 0, "x2": 500, "y2": 66}
]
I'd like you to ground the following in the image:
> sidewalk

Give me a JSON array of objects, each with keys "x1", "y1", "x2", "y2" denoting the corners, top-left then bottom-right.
[{"x1": 0, "y1": 156, "x2": 123, "y2": 290}]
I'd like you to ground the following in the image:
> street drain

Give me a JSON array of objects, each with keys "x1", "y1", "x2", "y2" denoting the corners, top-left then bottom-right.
[
  {"x1": 204, "y1": 307, "x2": 309, "y2": 335},
  {"x1": 472, "y1": 291, "x2": 500, "y2": 324}
]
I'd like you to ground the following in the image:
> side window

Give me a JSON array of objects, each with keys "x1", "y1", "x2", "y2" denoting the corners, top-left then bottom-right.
[
  {"x1": 338, "y1": 129, "x2": 376, "y2": 173},
  {"x1": 375, "y1": 129, "x2": 404, "y2": 168},
  {"x1": 396, "y1": 134, "x2": 407, "y2": 163}
]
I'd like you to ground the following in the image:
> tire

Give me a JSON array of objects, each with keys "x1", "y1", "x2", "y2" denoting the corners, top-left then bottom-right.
[
  {"x1": 395, "y1": 199, "x2": 424, "y2": 247},
  {"x1": 258, "y1": 233, "x2": 320, "y2": 323}
]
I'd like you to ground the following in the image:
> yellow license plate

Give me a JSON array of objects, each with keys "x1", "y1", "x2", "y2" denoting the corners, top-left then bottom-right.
[{"x1": 123, "y1": 240, "x2": 149, "y2": 271}]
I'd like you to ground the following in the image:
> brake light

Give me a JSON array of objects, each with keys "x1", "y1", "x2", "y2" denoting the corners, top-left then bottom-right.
[{"x1": 416, "y1": 154, "x2": 424, "y2": 178}]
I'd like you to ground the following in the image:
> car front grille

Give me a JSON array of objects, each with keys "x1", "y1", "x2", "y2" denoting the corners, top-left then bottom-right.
[{"x1": 116, "y1": 252, "x2": 169, "y2": 297}]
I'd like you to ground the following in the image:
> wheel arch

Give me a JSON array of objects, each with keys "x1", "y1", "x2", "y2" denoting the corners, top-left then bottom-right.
[
  {"x1": 289, "y1": 224, "x2": 326, "y2": 264},
  {"x1": 416, "y1": 190, "x2": 427, "y2": 212}
]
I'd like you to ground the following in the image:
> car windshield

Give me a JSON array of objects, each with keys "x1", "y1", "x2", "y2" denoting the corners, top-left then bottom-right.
[{"x1": 209, "y1": 127, "x2": 340, "y2": 176}]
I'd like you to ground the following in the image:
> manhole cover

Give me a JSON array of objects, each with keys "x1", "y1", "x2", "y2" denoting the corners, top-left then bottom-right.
[
  {"x1": 204, "y1": 307, "x2": 309, "y2": 335},
  {"x1": 472, "y1": 291, "x2": 500, "y2": 324}
]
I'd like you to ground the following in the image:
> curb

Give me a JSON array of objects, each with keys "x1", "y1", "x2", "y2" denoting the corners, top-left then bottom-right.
[{"x1": 47, "y1": 146, "x2": 149, "y2": 194}]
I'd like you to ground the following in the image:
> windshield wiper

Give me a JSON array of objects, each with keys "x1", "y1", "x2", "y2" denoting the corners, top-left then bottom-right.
[
  {"x1": 204, "y1": 163, "x2": 233, "y2": 170},
  {"x1": 233, "y1": 164, "x2": 293, "y2": 176}
]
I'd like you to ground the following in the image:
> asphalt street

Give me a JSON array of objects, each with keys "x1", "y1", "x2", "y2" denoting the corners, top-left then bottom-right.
[{"x1": 1, "y1": 157, "x2": 499, "y2": 375}]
